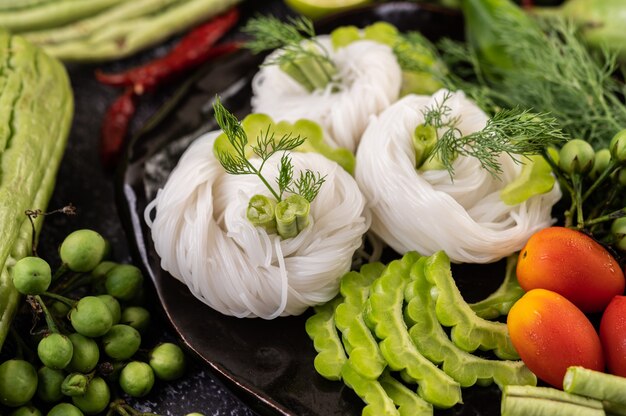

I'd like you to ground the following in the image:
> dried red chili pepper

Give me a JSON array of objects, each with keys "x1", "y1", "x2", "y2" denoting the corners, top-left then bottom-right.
[
  {"x1": 100, "y1": 87, "x2": 136, "y2": 168},
  {"x1": 95, "y1": 7, "x2": 240, "y2": 94},
  {"x1": 97, "y1": 6, "x2": 240, "y2": 168}
]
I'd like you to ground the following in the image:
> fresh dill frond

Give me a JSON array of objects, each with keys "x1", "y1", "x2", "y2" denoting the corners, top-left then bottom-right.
[
  {"x1": 440, "y1": 14, "x2": 626, "y2": 149},
  {"x1": 242, "y1": 15, "x2": 331, "y2": 67},
  {"x1": 213, "y1": 97, "x2": 324, "y2": 203},
  {"x1": 288, "y1": 170, "x2": 326, "y2": 203},
  {"x1": 423, "y1": 92, "x2": 567, "y2": 176}
]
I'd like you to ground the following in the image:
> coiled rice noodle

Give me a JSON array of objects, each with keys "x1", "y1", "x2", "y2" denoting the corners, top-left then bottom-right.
[
  {"x1": 145, "y1": 131, "x2": 370, "y2": 318},
  {"x1": 251, "y1": 37, "x2": 402, "y2": 152},
  {"x1": 355, "y1": 89, "x2": 561, "y2": 263}
]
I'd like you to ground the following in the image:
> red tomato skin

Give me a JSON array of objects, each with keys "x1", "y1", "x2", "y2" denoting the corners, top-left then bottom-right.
[
  {"x1": 507, "y1": 288, "x2": 605, "y2": 388},
  {"x1": 517, "y1": 227, "x2": 625, "y2": 313},
  {"x1": 600, "y1": 295, "x2": 626, "y2": 377}
]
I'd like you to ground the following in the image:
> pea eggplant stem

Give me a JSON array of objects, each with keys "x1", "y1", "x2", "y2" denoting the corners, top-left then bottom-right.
[
  {"x1": 51, "y1": 263, "x2": 69, "y2": 282},
  {"x1": 41, "y1": 291, "x2": 77, "y2": 307},
  {"x1": 584, "y1": 207, "x2": 626, "y2": 227},
  {"x1": 33, "y1": 295, "x2": 60, "y2": 334},
  {"x1": 582, "y1": 162, "x2": 619, "y2": 203}
]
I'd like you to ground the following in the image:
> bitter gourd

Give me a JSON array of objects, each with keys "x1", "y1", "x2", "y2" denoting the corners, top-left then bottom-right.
[{"x1": 0, "y1": 30, "x2": 72, "y2": 350}]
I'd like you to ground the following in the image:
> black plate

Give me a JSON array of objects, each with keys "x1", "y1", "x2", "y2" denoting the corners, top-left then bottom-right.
[{"x1": 116, "y1": 3, "x2": 508, "y2": 415}]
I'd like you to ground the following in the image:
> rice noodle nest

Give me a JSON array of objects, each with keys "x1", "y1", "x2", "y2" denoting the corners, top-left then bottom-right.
[
  {"x1": 251, "y1": 36, "x2": 402, "y2": 152},
  {"x1": 355, "y1": 89, "x2": 562, "y2": 264},
  {"x1": 145, "y1": 131, "x2": 370, "y2": 318}
]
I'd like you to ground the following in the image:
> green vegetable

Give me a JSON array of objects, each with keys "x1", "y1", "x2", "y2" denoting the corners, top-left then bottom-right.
[
  {"x1": 11, "y1": 256, "x2": 52, "y2": 295},
  {"x1": 405, "y1": 257, "x2": 536, "y2": 388},
  {"x1": 60, "y1": 229, "x2": 107, "y2": 272},
  {"x1": 330, "y1": 25, "x2": 360, "y2": 49},
  {"x1": 533, "y1": 0, "x2": 626, "y2": 62},
  {"x1": 563, "y1": 366, "x2": 626, "y2": 409},
  {"x1": 149, "y1": 342, "x2": 186, "y2": 381},
  {"x1": 590, "y1": 148, "x2": 612, "y2": 180},
  {"x1": 62, "y1": 373, "x2": 89, "y2": 396},
  {"x1": 247, "y1": 194, "x2": 277, "y2": 234},
  {"x1": 243, "y1": 15, "x2": 337, "y2": 91},
  {"x1": 96, "y1": 294, "x2": 121, "y2": 324},
  {"x1": 104, "y1": 264, "x2": 143, "y2": 301},
  {"x1": 70, "y1": 296, "x2": 114, "y2": 337},
  {"x1": 378, "y1": 370, "x2": 433, "y2": 416},
  {"x1": 500, "y1": 155, "x2": 557, "y2": 205},
  {"x1": 120, "y1": 306, "x2": 151, "y2": 333},
  {"x1": 101, "y1": 324, "x2": 141, "y2": 360},
  {"x1": 468, "y1": 255, "x2": 524, "y2": 319},
  {"x1": 364, "y1": 252, "x2": 462, "y2": 408},
  {"x1": 0, "y1": 0, "x2": 123, "y2": 32},
  {"x1": 275, "y1": 194, "x2": 310, "y2": 239},
  {"x1": 609, "y1": 129, "x2": 626, "y2": 164},
  {"x1": 21, "y1": 0, "x2": 242, "y2": 62},
  {"x1": 501, "y1": 385, "x2": 604, "y2": 416},
  {"x1": 36, "y1": 366, "x2": 64, "y2": 403},
  {"x1": 37, "y1": 333, "x2": 74, "y2": 370},
  {"x1": 305, "y1": 296, "x2": 347, "y2": 380},
  {"x1": 48, "y1": 403, "x2": 84, "y2": 416},
  {"x1": 10, "y1": 406, "x2": 42, "y2": 416},
  {"x1": 559, "y1": 139, "x2": 595, "y2": 175},
  {"x1": 119, "y1": 361, "x2": 155, "y2": 397},
  {"x1": 72, "y1": 376, "x2": 110, "y2": 415},
  {"x1": 425, "y1": 251, "x2": 519, "y2": 359},
  {"x1": 67, "y1": 333, "x2": 100, "y2": 373},
  {"x1": 0, "y1": 359, "x2": 38, "y2": 407},
  {"x1": 340, "y1": 363, "x2": 400, "y2": 416},
  {"x1": 0, "y1": 29, "x2": 72, "y2": 351},
  {"x1": 214, "y1": 113, "x2": 355, "y2": 174},
  {"x1": 334, "y1": 263, "x2": 386, "y2": 379}
]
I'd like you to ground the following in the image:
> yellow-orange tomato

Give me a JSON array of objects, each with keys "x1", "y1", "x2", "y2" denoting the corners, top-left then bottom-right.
[
  {"x1": 600, "y1": 295, "x2": 626, "y2": 377},
  {"x1": 517, "y1": 226, "x2": 625, "y2": 313},
  {"x1": 507, "y1": 288, "x2": 604, "y2": 388}
]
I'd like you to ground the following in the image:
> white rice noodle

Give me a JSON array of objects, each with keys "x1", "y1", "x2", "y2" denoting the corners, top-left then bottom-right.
[
  {"x1": 145, "y1": 131, "x2": 370, "y2": 318},
  {"x1": 251, "y1": 36, "x2": 402, "y2": 152},
  {"x1": 355, "y1": 89, "x2": 562, "y2": 264}
]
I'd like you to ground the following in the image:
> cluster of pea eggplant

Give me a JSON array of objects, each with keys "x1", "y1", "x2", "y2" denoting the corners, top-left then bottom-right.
[{"x1": 0, "y1": 229, "x2": 191, "y2": 416}]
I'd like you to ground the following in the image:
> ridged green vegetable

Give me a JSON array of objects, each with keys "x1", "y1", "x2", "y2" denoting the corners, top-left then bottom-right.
[
  {"x1": 405, "y1": 257, "x2": 536, "y2": 388},
  {"x1": 501, "y1": 385, "x2": 605, "y2": 416},
  {"x1": 0, "y1": 31, "x2": 73, "y2": 350},
  {"x1": 305, "y1": 296, "x2": 346, "y2": 381},
  {"x1": 425, "y1": 251, "x2": 519, "y2": 359},
  {"x1": 364, "y1": 252, "x2": 462, "y2": 408},
  {"x1": 341, "y1": 362, "x2": 399, "y2": 416},
  {"x1": 334, "y1": 264, "x2": 387, "y2": 379},
  {"x1": 468, "y1": 255, "x2": 524, "y2": 319}
]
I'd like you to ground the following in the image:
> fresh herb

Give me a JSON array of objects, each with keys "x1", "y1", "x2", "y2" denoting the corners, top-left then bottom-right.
[
  {"x1": 213, "y1": 98, "x2": 325, "y2": 203},
  {"x1": 242, "y1": 15, "x2": 337, "y2": 91},
  {"x1": 421, "y1": 92, "x2": 566, "y2": 177},
  {"x1": 441, "y1": 13, "x2": 626, "y2": 149}
]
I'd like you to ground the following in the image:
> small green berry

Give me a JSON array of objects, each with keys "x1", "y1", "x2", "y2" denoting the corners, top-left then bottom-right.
[
  {"x1": 67, "y1": 333, "x2": 100, "y2": 373},
  {"x1": 120, "y1": 306, "x2": 151, "y2": 333},
  {"x1": 70, "y1": 296, "x2": 113, "y2": 338},
  {"x1": 72, "y1": 377, "x2": 110, "y2": 415},
  {"x1": 102, "y1": 324, "x2": 141, "y2": 360},
  {"x1": 150, "y1": 342, "x2": 186, "y2": 381},
  {"x1": 48, "y1": 403, "x2": 84, "y2": 416},
  {"x1": 10, "y1": 406, "x2": 43, "y2": 416},
  {"x1": 558, "y1": 139, "x2": 595, "y2": 174},
  {"x1": 105, "y1": 264, "x2": 143, "y2": 301},
  {"x1": 36, "y1": 366, "x2": 64, "y2": 403},
  {"x1": 12, "y1": 256, "x2": 51, "y2": 295},
  {"x1": 38, "y1": 333, "x2": 74, "y2": 370},
  {"x1": 610, "y1": 129, "x2": 626, "y2": 164},
  {"x1": 119, "y1": 361, "x2": 155, "y2": 397},
  {"x1": 60, "y1": 229, "x2": 107, "y2": 272},
  {"x1": 0, "y1": 359, "x2": 38, "y2": 407}
]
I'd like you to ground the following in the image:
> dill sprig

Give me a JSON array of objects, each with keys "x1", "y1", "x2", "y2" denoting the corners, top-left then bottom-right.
[
  {"x1": 440, "y1": 14, "x2": 626, "y2": 149},
  {"x1": 213, "y1": 98, "x2": 325, "y2": 203},
  {"x1": 423, "y1": 92, "x2": 567, "y2": 176},
  {"x1": 242, "y1": 15, "x2": 332, "y2": 68}
]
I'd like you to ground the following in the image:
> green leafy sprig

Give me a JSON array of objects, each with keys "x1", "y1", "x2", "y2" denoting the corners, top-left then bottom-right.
[
  {"x1": 213, "y1": 98, "x2": 325, "y2": 203},
  {"x1": 422, "y1": 92, "x2": 567, "y2": 177},
  {"x1": 242, "y1": 15, "x2": 332, "y2": 69}
]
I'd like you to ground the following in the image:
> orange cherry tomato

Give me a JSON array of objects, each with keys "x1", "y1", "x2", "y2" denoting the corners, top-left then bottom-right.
[
  {"x1": 517, "y1": 226, "x2": 625, "y2": 313},
  {"x1": 600, "y1": 295, "x2": 626, "y2": 377},
  {"x1": 507, "y1": 288, "x2": 604, "y2": 388}
]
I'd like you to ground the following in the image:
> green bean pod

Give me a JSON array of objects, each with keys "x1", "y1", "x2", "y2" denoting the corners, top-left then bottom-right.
[
  {"x1": 275, "y1": 194, "x2": 310, "y2": 239},
  {"x1": 334, "y1": 263, "x2": 386, "y2": 380},
  {"x1": 563, "y1": 366, "x2": 626, "y2": 408},
  {"x1": 406, "y1": 258, "x2": 536, "y2": 388},
  {"x1": 247, "y1": 194, "x2": 277, "y2": 234},
  {"x1": 425, "y1": 251, "x2": 519, "y2": 359},
  {"x1": 0, "y1": 0, "x2": 123, "y2": 32},
  {"x1": 364, "y1": 252, "x2": 462, "y2": 408},
  {"x1": 501, "y1": 385, "x2": 604, "y2": 416},
  {"x1": 305, "y1": 296, "x2": 347, "y2": 381},
  {"x1": 469, "y1": 255, "x2": 524, "y2": 319}
]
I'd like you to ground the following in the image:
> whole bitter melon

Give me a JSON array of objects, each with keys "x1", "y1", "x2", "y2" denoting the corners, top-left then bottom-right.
[{"x1": 0, "y1": 30, "x2": 73, "y2": 350}]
